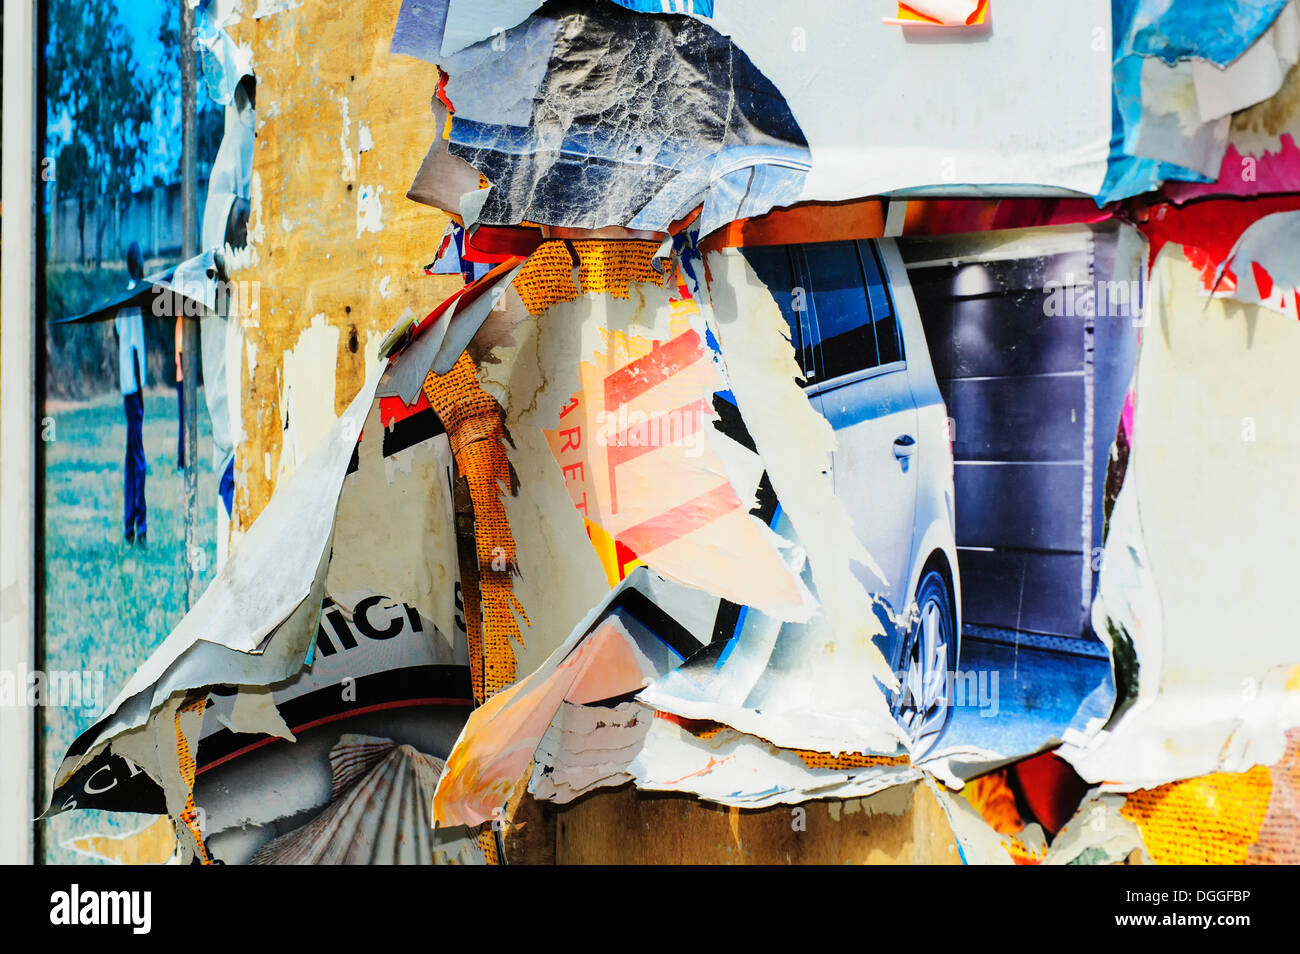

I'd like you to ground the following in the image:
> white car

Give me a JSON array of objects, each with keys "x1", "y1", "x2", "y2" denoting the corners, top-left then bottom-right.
[{"x1": 744, "y1": 238, "x2": 961, "y2": 754}]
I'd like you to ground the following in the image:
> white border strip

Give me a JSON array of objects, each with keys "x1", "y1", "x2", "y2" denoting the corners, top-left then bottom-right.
[{"x1": 1, "y1": 0, "x2": 39, "y2": 865}]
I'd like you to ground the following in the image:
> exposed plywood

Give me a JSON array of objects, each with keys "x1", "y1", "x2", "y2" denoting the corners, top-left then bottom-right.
[
  {"x1": 501, "y1": 766, "x2": 558, "y2": 866},
  {"x1": 229, "y1": 1, "x2": 460, "y2": 530},
  {"x1": 552, "y1": 783, "x2": 963, "y2": 865}
]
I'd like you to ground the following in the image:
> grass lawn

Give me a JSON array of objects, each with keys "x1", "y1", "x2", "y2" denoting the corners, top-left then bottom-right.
[{"x1": 40, "y1": 387, "x2": 218, "y2": 864}]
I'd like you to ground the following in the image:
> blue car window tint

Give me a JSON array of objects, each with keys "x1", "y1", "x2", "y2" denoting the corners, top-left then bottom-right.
[
  {"x1": 861, "y1": 241, "x2": 904, "y2": 366},
  {"x1": 805, "y1": 241, "x2": 878, "y2": 379},
  {"x1": 740, "y1": 245, "x2": 811, "y2": 380}
]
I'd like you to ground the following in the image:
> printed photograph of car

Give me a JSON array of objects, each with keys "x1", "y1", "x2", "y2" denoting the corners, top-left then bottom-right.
[{"x1": 741, "y1": 225, "x2": 1137, "y2": 760}]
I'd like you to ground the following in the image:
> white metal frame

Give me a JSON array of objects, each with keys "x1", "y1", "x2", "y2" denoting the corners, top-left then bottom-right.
[{"x1": 1, "y1": 0, "x2": 39, "y2": 865}]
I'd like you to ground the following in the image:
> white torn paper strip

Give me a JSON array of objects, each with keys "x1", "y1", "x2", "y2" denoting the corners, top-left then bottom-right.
[{"x1": 703, "y1": 247, "x2": 899, "y2": 707}]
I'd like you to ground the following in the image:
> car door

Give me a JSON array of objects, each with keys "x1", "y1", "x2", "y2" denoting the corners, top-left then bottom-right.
[{"x1": 799, "y1": 240, "x2": 920, "y2": 615}]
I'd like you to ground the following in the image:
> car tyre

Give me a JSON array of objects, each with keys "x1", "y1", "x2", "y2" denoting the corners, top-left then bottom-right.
[{"x1": 891, "y1": 568, "x2": 955, "y2": 757}]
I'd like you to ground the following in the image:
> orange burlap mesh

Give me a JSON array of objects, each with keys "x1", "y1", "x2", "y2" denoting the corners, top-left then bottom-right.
[
  {"x1": 421, "y1": 239, "x2": 662, "y2": 701},
  {"x1": 1121, "y1": 765, "x2": 1273, "y2": 865},
  {"x1": 423, "y1": 352, "x2": 526, "y2": 701},
  {"x1": 655, "y1": 711, "x2": 908, "y2": 769},
  {"x1": 793, "y1": 749, "x2": 910, "y2": 770},
  {"x1": 174, "y1": 695, "x2": 211, "y2": 865},
  {"x1": 513, "y1": 240, "x2": 663, "y2": 316},
  {"x1": 476, "y1": 825, "x2": 500, "y2": 865}
]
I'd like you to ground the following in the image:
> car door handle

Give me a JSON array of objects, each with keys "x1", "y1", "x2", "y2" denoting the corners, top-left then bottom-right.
[{"x1": 893, "y1": 435, "x2": 916, "y2": 460}]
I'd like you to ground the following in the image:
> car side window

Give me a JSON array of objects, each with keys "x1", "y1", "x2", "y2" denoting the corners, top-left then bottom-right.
[
  {"x1": 740, "y1": 244, "x2": 813, "y2": 382},
  {"x1": 802, "y1": 241, "x2": 878, "y2": 381},
  {"x1": 800, "y1": 240, "x2": 904, "y2": 381},
  {"x1": 861, "y1": 241, "x2": 904, "y2": 366}
]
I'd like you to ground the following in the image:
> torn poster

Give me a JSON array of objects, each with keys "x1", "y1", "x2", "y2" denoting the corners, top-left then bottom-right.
[
  {"x1": 432, "y1": 567, "x2": 714, "y2": 828},
  {"x1": 411, "y1": 1, "x2": 810, "y2": 237},
  {"x1": 394, "y1": 0, "x2": 1111, "y2": 234},
  {"x1": 1166, "y1": 53, "x2": 1300, "y2": 202},
  {"x1": 1061, "y1": 243, "x2": 1300, "y2": 789},
  {"x1": 45, "y1": 328, "x2": 481, "y2": 862},
  {"x1": 48, "y1": 358, "x2": 386, "y2": 822},
  {"x1": 475, "y1": 239, "x2": 814, "y2": 620},
  {"x1": 1100, "y1": 0, "x2": 1299, "y2": 202}
]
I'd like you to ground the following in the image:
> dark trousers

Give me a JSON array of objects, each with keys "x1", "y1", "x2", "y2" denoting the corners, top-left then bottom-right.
[
  {"x1": 176, "y1": 381, "x2": 185, "y2": 469},
  {"x1": 124, "y1": 390, "x2": 147, "y2": 541}
]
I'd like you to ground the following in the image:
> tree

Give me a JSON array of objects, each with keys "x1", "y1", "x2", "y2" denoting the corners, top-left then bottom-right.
[
  {"x1": 55, "y1": 139, "x2": 91, "y2": 261},
  {"x1": 46, "y1": 1, "x2": 153, "y2": 265}
]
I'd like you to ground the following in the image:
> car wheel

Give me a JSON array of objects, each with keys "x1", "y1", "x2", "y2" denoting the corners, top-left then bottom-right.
[{"x1": 891, "y1": 568, "x2": 954, "y2": 757}]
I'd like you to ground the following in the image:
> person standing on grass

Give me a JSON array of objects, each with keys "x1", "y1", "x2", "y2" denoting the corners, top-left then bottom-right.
[
  {"x1": 174, "y1": 314, "x2": 185, "y2": 471},
  {"x1": 116, "y1": 242, "x2": 149, "y2": 548}
]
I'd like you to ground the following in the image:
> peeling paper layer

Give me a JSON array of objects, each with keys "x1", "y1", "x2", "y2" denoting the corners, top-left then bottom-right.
[
  {"x1": 325, "y1": 400, "x2": 459, "y2": 641},
  {"x1": 703, "y1": 247, "x2": 899, "y2": 716},
  {"x1": 1062, "y1": 245, "x2": 1300, "y2": 788},
  {"x1": 432, "y1": 568, "x2": 714, "y2": 828},
  {"x1": 477, "y1": 245, "x2": 811, "y2": 620},
  {"x1": 49, "y1": 357, "x2": 387, "y2": 814},
  {"x1": 639, "y1": 507, "x2": 902, "y2": 757},
  {"x1": 1191, "y1": 0, "x2": 1300, "y2": 123},
  {"x1": 435, "y1": 2, "x2": 811, "y2": 237},
  {"x1": 1166, "y1": 58, "x2": 1300, "y2": 202},
  {"x1": 1217, "y1": 210, "x2": 1300, "y2": 314},
  {"x1": 529, "y1": 700, "x2": 651, "y2": 804},
  {"x1": 628, "y1": 716, "x2": 918, "y2": 809}
]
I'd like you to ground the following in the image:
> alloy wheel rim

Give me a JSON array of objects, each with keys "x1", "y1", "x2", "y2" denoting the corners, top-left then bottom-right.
[{"x1": 897, "y1": 594, "x2": 950, "y2": 755}]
